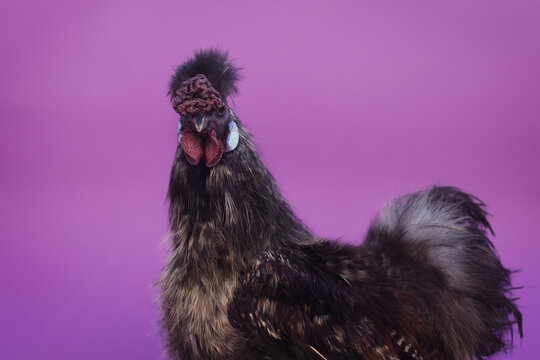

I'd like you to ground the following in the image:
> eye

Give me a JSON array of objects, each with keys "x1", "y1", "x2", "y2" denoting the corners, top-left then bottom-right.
[
  {"x1": 217, "y1": 106, "x2": 226, "y2": 117},
  {"x1": 177, "y1": 118, "x2": 183, "y2": 132}
]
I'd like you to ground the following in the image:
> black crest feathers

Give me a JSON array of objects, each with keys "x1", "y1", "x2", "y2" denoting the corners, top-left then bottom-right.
[
  {"x1": 168, "y1": 49, "x2": 241, "y2": 101},
  {"x1": 161, "y1": 51, "x2": 522, "y2": 360}
]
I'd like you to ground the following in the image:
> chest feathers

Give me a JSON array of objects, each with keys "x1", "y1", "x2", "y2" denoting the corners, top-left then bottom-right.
[{"x1": 160, "y1": 219, "x2": 248, "y2": 359}]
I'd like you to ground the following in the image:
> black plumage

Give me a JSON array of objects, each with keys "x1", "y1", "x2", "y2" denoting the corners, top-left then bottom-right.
[
  {"x1": 159, "y1": 49, "x2": 522, "y2": 360},
  {"x1": 168, "y1": 49, "x2": 241, "y2": 102}
]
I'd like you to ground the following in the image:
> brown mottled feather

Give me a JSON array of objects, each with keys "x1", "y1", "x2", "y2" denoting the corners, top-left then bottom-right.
[{"x1": 159, "y1": 50, "x2": 522, "y2": 360}]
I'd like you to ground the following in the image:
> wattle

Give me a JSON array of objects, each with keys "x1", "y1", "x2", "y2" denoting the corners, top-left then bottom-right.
[
  {"x1": 180, "y1": 128, "x2": 223, "y2": 167},
  {"x1": 204, "y1": 129, "x2": 224, "y2": 167},
  {"x1": 180, "y1": 129, "x2": 203, "y2": 165}
]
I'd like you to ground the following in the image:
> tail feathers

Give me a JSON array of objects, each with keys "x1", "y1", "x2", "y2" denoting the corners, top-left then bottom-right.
[{"x1": 367, "y1": 186, "x2": 522, "y2": 359}]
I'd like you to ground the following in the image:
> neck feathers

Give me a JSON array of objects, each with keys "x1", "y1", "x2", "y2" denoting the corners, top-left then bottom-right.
[{"x1": 167, "y1": 126, "x2": 310, "y2": 275}]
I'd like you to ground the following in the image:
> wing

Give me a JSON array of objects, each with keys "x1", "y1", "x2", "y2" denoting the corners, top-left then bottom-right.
[
  {"x1": 229, "y1": 187, "x2": 522, "y2": 360},
  {"x1": 228, "y1": 249, "x2": 409, "y2": 359}
]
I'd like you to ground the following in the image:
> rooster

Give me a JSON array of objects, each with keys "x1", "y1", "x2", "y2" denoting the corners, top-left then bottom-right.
[{"x1": 159, "y1": 49, "x2": 522, "y2": 360}]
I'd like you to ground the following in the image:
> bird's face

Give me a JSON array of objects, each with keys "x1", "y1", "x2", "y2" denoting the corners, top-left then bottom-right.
[
  {"x1": 173, "y1": 73, "x2": 240, "y2": 167},
  {"x1": 178, "y1": 106, "x2": 239, "y2": 167}
]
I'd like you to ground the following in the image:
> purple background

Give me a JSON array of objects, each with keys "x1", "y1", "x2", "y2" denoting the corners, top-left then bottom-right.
[{"x1": 1, "y1": 1, "x2": 538, "y2": 359}]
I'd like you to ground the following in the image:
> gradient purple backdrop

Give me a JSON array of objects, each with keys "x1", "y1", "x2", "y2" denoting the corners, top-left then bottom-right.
[{"x1": 1, "y1": 1, "x2": 538, "y2": 359}]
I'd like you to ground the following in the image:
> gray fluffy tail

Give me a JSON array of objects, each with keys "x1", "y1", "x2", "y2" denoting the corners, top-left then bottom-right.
[{"x1": 366, "y1": 186, "x2": 522, "y2": 359}]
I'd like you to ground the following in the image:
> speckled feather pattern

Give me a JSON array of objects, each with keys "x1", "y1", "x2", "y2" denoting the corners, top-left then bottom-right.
[{"x1": 159, "y1": 50, "x2": 522, "y2": 360}]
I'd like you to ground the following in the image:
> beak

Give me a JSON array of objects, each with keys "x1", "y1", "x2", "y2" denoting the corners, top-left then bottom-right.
[{"x1": 193, "y1": 115, "x2": 208, "y2": 133}]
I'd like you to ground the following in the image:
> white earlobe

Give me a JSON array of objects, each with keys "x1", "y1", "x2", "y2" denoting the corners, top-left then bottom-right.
[
  {"x1": 225, "y1": 120, "x2": 239, "y2": 152},
  {"x1": 177, "y1": 119, "x2": 182, "y2": 142}
]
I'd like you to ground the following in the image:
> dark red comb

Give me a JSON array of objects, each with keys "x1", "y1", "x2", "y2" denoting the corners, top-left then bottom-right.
[{"x1": 172, "y1": 74, "x2": 223, "y2": 117}]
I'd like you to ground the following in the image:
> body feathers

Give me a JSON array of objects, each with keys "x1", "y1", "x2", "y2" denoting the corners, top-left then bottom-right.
[{"x1": 160, "y1": 50, "x2": 522, "y2": 360}]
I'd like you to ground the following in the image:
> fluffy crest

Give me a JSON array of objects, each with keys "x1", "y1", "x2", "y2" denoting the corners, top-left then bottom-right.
[{"x1": 168, "y1": 49, "x2": 241, "y2": 102}]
